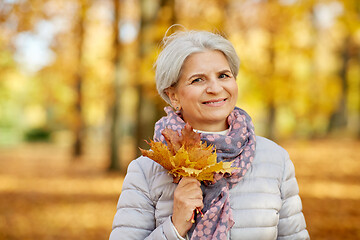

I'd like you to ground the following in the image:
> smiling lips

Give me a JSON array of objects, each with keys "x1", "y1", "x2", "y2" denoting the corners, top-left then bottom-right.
[{"x1": 202, "y1": 98, "x2": 227, "y2": 106}]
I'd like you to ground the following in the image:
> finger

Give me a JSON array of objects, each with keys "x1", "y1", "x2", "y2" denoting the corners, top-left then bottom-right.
[
  {"x1": 176, "y1": 179, "x2": 201, "y2": 193},
  {"x1": 178, "y1": 178, "x2": 200, "y2": 189},
  {"x1": 180, "y1": 200, "x2": 204, "y2": 217},
  {"x1": 174, "y1": 186, "x2": 203, "y2": 200},
  {"x1": 194, "y1": 199, "x2": 204, "y2": 210},
  {"x1": 186, "y1": 189, "x2": 203, "y2": 199}
]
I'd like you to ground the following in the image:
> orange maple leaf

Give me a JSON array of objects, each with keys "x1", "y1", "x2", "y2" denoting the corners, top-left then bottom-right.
[{"x1": 140, "y1": 123, "x2": 237, "y2": 182}]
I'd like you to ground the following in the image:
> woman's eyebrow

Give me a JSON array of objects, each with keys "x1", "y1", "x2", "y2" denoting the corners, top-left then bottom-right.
[
  {"x1": 187, "y1": 73, "x2": 205, "y2": 80},
  {"x1": 218, "y1": 69, "x2": 232, "y2": 73}
]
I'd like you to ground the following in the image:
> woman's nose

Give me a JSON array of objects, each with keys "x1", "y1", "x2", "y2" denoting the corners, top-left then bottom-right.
[{"x1": 206, "y1": 78, "x2": 223, "y2": 94}]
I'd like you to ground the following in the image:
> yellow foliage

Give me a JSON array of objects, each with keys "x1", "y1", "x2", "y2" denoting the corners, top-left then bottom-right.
[{"x1": 140, "y1": 123, "x2": 237, "y2": 182}]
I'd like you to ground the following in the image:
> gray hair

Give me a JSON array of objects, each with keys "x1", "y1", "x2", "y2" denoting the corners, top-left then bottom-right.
[{"x1": 155, "y1": 30, "x2": 240, "y2": 105}]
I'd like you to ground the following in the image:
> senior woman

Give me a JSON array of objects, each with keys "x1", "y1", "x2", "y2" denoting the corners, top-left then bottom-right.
[{"x1": 109, "y1": 30, "x2": 309, "y2": 240}]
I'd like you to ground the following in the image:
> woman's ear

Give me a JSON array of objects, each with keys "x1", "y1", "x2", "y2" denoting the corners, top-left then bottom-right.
[{"x1": 165, "y1": 87, "x2": 180, "y2": 109}]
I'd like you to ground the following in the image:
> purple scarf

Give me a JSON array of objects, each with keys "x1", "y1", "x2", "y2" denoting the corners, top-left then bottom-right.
[{"x1": 153, "y1": 106, "x2": 256, "y2": 240}]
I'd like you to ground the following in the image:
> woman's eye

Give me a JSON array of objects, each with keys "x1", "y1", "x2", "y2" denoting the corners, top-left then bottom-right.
[
  {"x1": 219, "y1": 73, "x2": 229, "y2": 79},
  {"x1": 191, "y1": 78, "x2": 202, "y2": 84}
]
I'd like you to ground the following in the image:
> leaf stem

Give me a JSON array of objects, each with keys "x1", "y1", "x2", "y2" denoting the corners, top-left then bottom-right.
[
  {"x1": 188, "y1": 207, "x2": 204, "y2": 223},
  {"x1": 188, "y1": 211, "x2": 195, "y2": 223},
  {"x1": 196, "y1": 207, "x2": 204, "y2": 217}
]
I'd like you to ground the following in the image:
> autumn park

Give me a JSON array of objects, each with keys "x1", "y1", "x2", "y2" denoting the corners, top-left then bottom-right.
[{"x1": 0, "y1": 0, "x2": 359, "y2": 239}]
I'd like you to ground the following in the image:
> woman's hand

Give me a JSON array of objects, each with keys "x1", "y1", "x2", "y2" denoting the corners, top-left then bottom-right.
[{"x1": 172, "y1": 177, "x2": 203, "y2": 237}]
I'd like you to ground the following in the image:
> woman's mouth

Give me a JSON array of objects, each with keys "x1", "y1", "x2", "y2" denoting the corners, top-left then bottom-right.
[{"x1": 202, "y1": 98, "x2": 227, "y2": 106}]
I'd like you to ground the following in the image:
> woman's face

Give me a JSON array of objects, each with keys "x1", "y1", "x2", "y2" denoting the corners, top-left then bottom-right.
[{"x1": 167, "y1": 50, "x2": 238, "y2": 132}]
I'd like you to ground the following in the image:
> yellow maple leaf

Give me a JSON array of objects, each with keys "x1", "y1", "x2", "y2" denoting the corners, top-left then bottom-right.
[{"x1": 140, "y1": 123, "x2": 238, "y2": 182}]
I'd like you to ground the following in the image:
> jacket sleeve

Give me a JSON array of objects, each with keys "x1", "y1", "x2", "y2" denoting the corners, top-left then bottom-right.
[
  {"x1": 109, "y1": 159, "x2": 180, "y2": 240},
  {"x1": 277, "y1": 152, "x2": 310, "y2": 240}
]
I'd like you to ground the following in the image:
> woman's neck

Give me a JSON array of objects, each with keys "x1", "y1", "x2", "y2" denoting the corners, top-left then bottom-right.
[{"x1": 194, "y1": 128, "x2": 229, "y2": 136}]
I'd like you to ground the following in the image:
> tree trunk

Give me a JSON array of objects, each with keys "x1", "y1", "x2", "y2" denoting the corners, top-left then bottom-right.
[
  {"x1": 358, "y1": 49, "x2": 360, "y2": 139},
  {"x1": 72, "y1": 0, "x2": 87, "y2": 158},
  {"x1": 108, "y1": 0, "x2": 122, "y2": 171},
  {"x1": 135, "y1": 0, "x2": 177, "y2": 156},
  {"x1": 264, "y1": 34, "x2": 276, "y2": 140},
  {"x1": 328, "y1": 36, "x2": 350, "y2": 133}
]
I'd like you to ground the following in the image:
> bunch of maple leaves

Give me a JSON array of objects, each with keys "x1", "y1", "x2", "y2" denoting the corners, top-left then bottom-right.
[
  {"x1": 140, "y1": 123, "x2": 237, "y2": 183},
  {"x1": 140, "y1": 123, "x2": 238, "y2": 223}
]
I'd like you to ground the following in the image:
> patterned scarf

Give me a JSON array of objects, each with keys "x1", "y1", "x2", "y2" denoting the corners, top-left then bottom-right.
[{"x1": 153, "y1": 106, "x2": 256, "y2": 240}]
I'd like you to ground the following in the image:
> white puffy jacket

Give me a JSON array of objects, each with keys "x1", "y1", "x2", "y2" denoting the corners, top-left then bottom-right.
[{"x1": 110, "y1": 136, "x2": 310, "y2": 240}]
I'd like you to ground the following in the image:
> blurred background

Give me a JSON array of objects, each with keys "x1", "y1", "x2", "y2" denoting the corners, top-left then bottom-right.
[{"x1": 0, "y1": 0, "x2": 359, "y2": 239}]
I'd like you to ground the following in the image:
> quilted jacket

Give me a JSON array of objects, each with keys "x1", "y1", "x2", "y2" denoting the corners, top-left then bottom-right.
[{"x1": 109, "y1": 136, "x2": 310, "y2": 239}]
